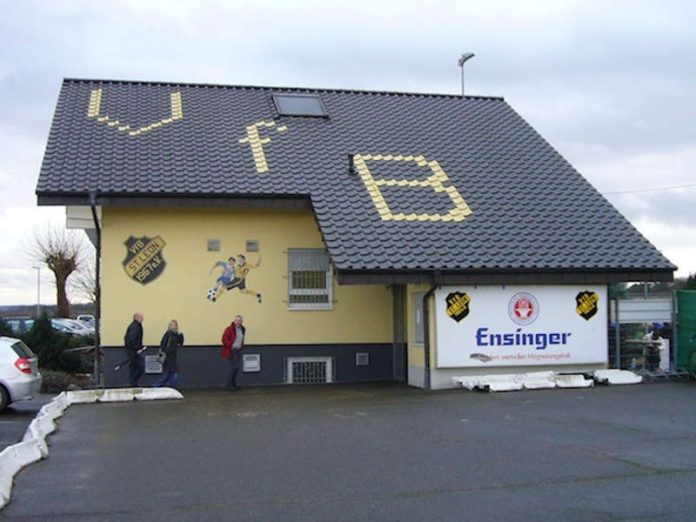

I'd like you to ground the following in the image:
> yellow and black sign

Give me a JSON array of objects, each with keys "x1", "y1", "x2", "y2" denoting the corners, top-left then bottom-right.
[
  {"x1": 446, "y1": 292, "x2": 471, "y2": 322},
  {"x1": 123, "y1": 235, "x2": 167, "y2": 285},
  {"x1": 576, "y1": 291, "x2": 599, "y2": 321}
]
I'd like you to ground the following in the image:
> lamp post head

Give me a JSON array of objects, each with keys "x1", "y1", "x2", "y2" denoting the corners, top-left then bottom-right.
[{"x1": 458, "y1": 53, "x2": 475, "y2": 67}]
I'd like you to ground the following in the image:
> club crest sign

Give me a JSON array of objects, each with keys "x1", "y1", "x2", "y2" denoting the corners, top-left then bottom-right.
[
  {"x1": 508, "y1": 292, "x2": 539, "y2": 326},
  {"x1": 445, "y1": 292, "x2": 471, "y2": 322},
  {"x1": 576, "y1": 291, "x2": 599, "y2": 321},
  {"x1": 123, "y1": 236, "x2": 166, "y2": 285}
]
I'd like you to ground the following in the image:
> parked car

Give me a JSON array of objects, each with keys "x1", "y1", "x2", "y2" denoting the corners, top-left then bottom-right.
[
  {"x1": 51, "y1": 318, "x2": 93, "y2": 337},
  {"x1": 50, "y1": 318, "x2": 86, "y2": 336},
  {"x1": 4, "y1": 317, "x2": 35, "y2": 336},
  {"x1": 0, "y1": 336, "x2": 42, "y2": 412},
  {"x1": 59, "y1": 318, "x2": 95, "y2": 337},
  {"x1": 76, "y1": 314, "x2": 95, "y2": 328}
]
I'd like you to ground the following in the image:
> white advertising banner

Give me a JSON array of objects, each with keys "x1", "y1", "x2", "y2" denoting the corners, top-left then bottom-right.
[{"x1": 435, "y1": 285, "x2": 607, "y2": 368}]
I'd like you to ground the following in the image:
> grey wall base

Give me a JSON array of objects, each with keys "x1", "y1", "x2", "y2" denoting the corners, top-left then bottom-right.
[
  {"x1": 102, "y1": 343, "x2": 395, "y2": 389},
  {"x1": 407, "y1": 365, "x2": 426, "y2": 388}
]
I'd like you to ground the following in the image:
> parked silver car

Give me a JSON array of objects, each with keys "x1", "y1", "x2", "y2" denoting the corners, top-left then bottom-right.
[
  {"x1": 0, "y1": 336, "x2": 42, "y2": 412},
  {"x1": 50, "y1": 318, "x2": 92, "y2": 337},
  {"x1": 53, "y1": 318, "x2": 94, "y2": 337}
]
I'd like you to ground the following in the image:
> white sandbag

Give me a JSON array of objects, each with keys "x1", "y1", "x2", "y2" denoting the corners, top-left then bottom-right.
[
  {"x1": 555, "y1": 374, "x2": 594, "y2": 388},
  {"x1": 452, "y1": 377, "x2": 481, "y2": 390},
  {"x1": 97, "y1": 388, "x2": 137, "y2": 402},
  {"x1": 593, "y1": 369, "x2": 642, "y2": 385},
  {"x1": 134, "y1": 388, "x2": 184, "y2": 401},
  {"x1": 65, "y1": 390, "x2": 100, "y2": 404},
  {"x1": 480, "y1": 374, "x2": 524, "y2": 392},
  {"x1": 518, "y1": 371, "x2": 557, "y2": 390}
]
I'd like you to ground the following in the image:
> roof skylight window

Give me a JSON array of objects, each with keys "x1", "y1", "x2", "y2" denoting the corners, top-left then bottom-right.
[{"x1": 272, "y1": 93, "x2": 327, "y2": 117}]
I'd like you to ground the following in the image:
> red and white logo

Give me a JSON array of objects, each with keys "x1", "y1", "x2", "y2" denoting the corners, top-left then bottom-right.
[{"x1": 508, "y1": 292, "x2": 539, "y2": 325}]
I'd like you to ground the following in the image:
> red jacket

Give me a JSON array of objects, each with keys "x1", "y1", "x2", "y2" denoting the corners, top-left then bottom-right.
[{"x1": 221, "y1": 324, "x2": 246, "y2": 359}]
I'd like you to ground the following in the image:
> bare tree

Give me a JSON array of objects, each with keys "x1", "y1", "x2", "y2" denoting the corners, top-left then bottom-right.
[
  {"x1": 70, "y1": 250, "x2": 98, "y2": 304},
  {"x1": 29, "y1": 226, "x2": 89, "y2": 318}
]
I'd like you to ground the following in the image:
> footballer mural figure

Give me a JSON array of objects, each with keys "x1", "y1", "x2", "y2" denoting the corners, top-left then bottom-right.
[{"x1": 207, "y1": 254, "x2": 262, "y2": 303}]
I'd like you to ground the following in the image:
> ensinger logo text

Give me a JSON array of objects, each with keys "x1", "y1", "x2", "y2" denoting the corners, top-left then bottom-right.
[{"x1": 475, "y1": 327, "x2": 572, "y2": 351}]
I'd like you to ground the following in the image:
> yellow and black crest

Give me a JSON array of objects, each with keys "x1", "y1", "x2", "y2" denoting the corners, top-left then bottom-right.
[
  {"x1": 123, "y1": 236, "x2": 166, "y2": 285},
  {"x1": 576, "y1": 291, "x2": 599, "y2": 321},
  {"x1": 446, "y1": 292, "x2": 471, "y2": 322}
]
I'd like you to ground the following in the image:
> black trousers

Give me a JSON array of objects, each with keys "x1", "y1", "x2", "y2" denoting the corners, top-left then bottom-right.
[
  {"x1": 128, "y1": 352, "x2": 145, "y2": 387},
  {"x1": 226, "y1": 350, "x2": 241, "y2": 389}
]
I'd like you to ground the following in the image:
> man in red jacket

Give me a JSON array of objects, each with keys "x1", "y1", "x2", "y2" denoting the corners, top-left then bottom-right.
[{"x1": 221, "y1": 315, "x2": 246, "y2": 391}]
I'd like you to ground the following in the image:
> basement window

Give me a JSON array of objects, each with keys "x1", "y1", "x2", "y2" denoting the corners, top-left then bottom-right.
[
  {"x1": 288, "y1": 249, "x2": 332, "y2": 310},
  {"x1": 273, "y1": 93, "x2": 327, "y2": 117}
]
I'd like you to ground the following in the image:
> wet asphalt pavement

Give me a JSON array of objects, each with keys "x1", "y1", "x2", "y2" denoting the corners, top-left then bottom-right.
[
  {"x1": 0, "y1": 394, "x2": 54, "y2": 451},
  {"x1": 1, "y1": 382, "x2": 695, "y2": 521}
]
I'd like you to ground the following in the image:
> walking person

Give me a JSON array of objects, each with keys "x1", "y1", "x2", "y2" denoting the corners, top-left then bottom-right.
[
  {"x1": 221, "y1": 315, "x2": 246, "y2": 391},
  {"x1": 124, "y1": 313, "x2": 145, "y2": 387},
  {"x1": 153, "y1": 320, "x2": 184, "y2": 388}
]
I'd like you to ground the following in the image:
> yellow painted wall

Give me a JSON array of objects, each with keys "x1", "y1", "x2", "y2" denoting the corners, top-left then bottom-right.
[
  {"x1": 408, "y1": 344, "x2": 425, "y2": 369},
  {"x1": 101, "y1": 207, "x2": 393, "y2": 347}
]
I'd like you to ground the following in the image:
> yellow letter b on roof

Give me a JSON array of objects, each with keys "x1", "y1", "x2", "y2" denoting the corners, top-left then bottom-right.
[{"x1": 354, "y1": 154, "x2": 472, "y2": 222}]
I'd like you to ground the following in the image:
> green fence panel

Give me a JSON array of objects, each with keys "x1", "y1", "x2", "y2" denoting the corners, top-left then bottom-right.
[{"x1": 677, "y1": 290, "x2": 696, "y2": 370}]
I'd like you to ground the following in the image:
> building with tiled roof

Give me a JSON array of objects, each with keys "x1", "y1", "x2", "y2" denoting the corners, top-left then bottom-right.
[{"x1": 37, "y1": 79, "x2": 675, "y2": 389}]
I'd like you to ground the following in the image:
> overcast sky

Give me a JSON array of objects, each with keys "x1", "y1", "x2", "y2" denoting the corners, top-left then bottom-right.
[{"x1": 1, "y1": 0, "x2": 694, "y2": 306}]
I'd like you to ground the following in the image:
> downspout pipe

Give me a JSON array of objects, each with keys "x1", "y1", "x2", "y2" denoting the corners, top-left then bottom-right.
[
  {"x1": 89, "y1": 191, "x2": 102, "y2": 388},
  {"x1": 422, "y1": 272, "x2": 441, "y2": 390}
]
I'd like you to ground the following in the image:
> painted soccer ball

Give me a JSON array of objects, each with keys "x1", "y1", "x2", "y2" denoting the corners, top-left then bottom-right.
[{"x1": 206, "y1": 288, "x2": 217, "y2": 301}]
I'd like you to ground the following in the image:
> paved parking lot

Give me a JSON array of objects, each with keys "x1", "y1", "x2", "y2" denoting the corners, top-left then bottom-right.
[
  {"x1": 0, "y1": 393, "x2": 53, "y2": 451},
  {"x1": 2, "y1": 382, "x2": 695, "y2": 521}
]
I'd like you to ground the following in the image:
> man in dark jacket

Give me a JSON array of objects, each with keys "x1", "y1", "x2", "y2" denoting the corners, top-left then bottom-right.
[
  {"x1": 124, "y1": 313, "x2": 145, "y2": 386},
  {"x1": 221, "y1": 315, "x2": 245, "y2": 391}
]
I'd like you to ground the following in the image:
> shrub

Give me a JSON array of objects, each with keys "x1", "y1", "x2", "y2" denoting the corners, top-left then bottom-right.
[
  {"x1": 40, "y1": 370, "x2": 92, "y2": 393},
  {"x1": 0, "y1": 318, "x2": 13, "y2": 337},
  {"x1": 686, "y1": 274, "x2": 696, "y2": 291},
  {"x1": 22, "y1": 313, "x2": 91, "y2": 374}
]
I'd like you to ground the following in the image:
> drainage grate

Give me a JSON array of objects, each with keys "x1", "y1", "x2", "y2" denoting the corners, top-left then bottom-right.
[{"x1": 287, "y1": 357, "x2": 333, "y2": 384}]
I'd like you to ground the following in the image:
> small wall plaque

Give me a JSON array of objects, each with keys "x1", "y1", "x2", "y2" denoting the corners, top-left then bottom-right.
[
  {"x1": 145, "y1": 355, "x2": 163, "y2": 374},
  {"x1": 356, "y1": 353, "x2": 369, "y2": 367},
  {"x1": 243, "y1": 353, "x2": 261, "y2": 373}
]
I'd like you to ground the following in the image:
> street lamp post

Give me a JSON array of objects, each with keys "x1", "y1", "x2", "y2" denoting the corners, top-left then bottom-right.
[
  {"x1": 31, "y1": 265, "x2": 41, "y2": 318},
  {"x1": 458, "y1": 53, "x2": 475, "y2": 96}
]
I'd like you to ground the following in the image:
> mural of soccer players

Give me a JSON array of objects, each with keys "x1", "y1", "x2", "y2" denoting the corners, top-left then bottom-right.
[
  {"x1": 232, "y1": 254, "x2": 262, "y2": 302},
  {"x1": 207, "y1": 256, "x2": 236, "y2": 302},
  {"x1": 207, "y1": 254, "x2": 262, "y2": 303}
]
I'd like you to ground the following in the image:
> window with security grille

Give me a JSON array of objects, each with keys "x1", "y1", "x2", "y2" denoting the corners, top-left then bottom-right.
[
  {"x1": 287, "y1": 357, "x2": 333, "y2": 384},
  {"x1": 288, "y1": 249, "x2": 332, "y2": 309}
]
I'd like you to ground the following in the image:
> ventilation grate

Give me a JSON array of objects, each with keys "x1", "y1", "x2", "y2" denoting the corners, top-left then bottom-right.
[
  {"x1": 356, "y1": 352, "x2": 369, "y2": 367},
  {"x1": 287, "y1": 357, "x2": 333, "y2": 384}
]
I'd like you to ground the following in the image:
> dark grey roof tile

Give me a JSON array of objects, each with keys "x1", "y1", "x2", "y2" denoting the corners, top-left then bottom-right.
[{"x1": 36, "y1": 79, "x2": 675, "y2": 274}]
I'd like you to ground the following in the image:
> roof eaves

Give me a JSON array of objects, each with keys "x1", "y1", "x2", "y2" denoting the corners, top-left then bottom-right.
[
  {"x1": 61, "y1": 77, "x2": 505, "y2": 102},
  {"x1": 37, "y1": 191, "x2": 313, "y2": 209},
  {"x1": 334, "y1": 267, "x2": 675, "y2": 285}
]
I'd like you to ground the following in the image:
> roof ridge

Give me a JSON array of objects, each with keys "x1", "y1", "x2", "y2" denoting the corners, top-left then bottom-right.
[{"x1": 62, "y1": 77, "x2": 504, "y2": 101}]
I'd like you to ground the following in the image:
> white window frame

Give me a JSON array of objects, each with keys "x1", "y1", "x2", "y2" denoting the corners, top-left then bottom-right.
[{"x1": 287, "y1": 249, "x2": 333, "y2": 310}]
